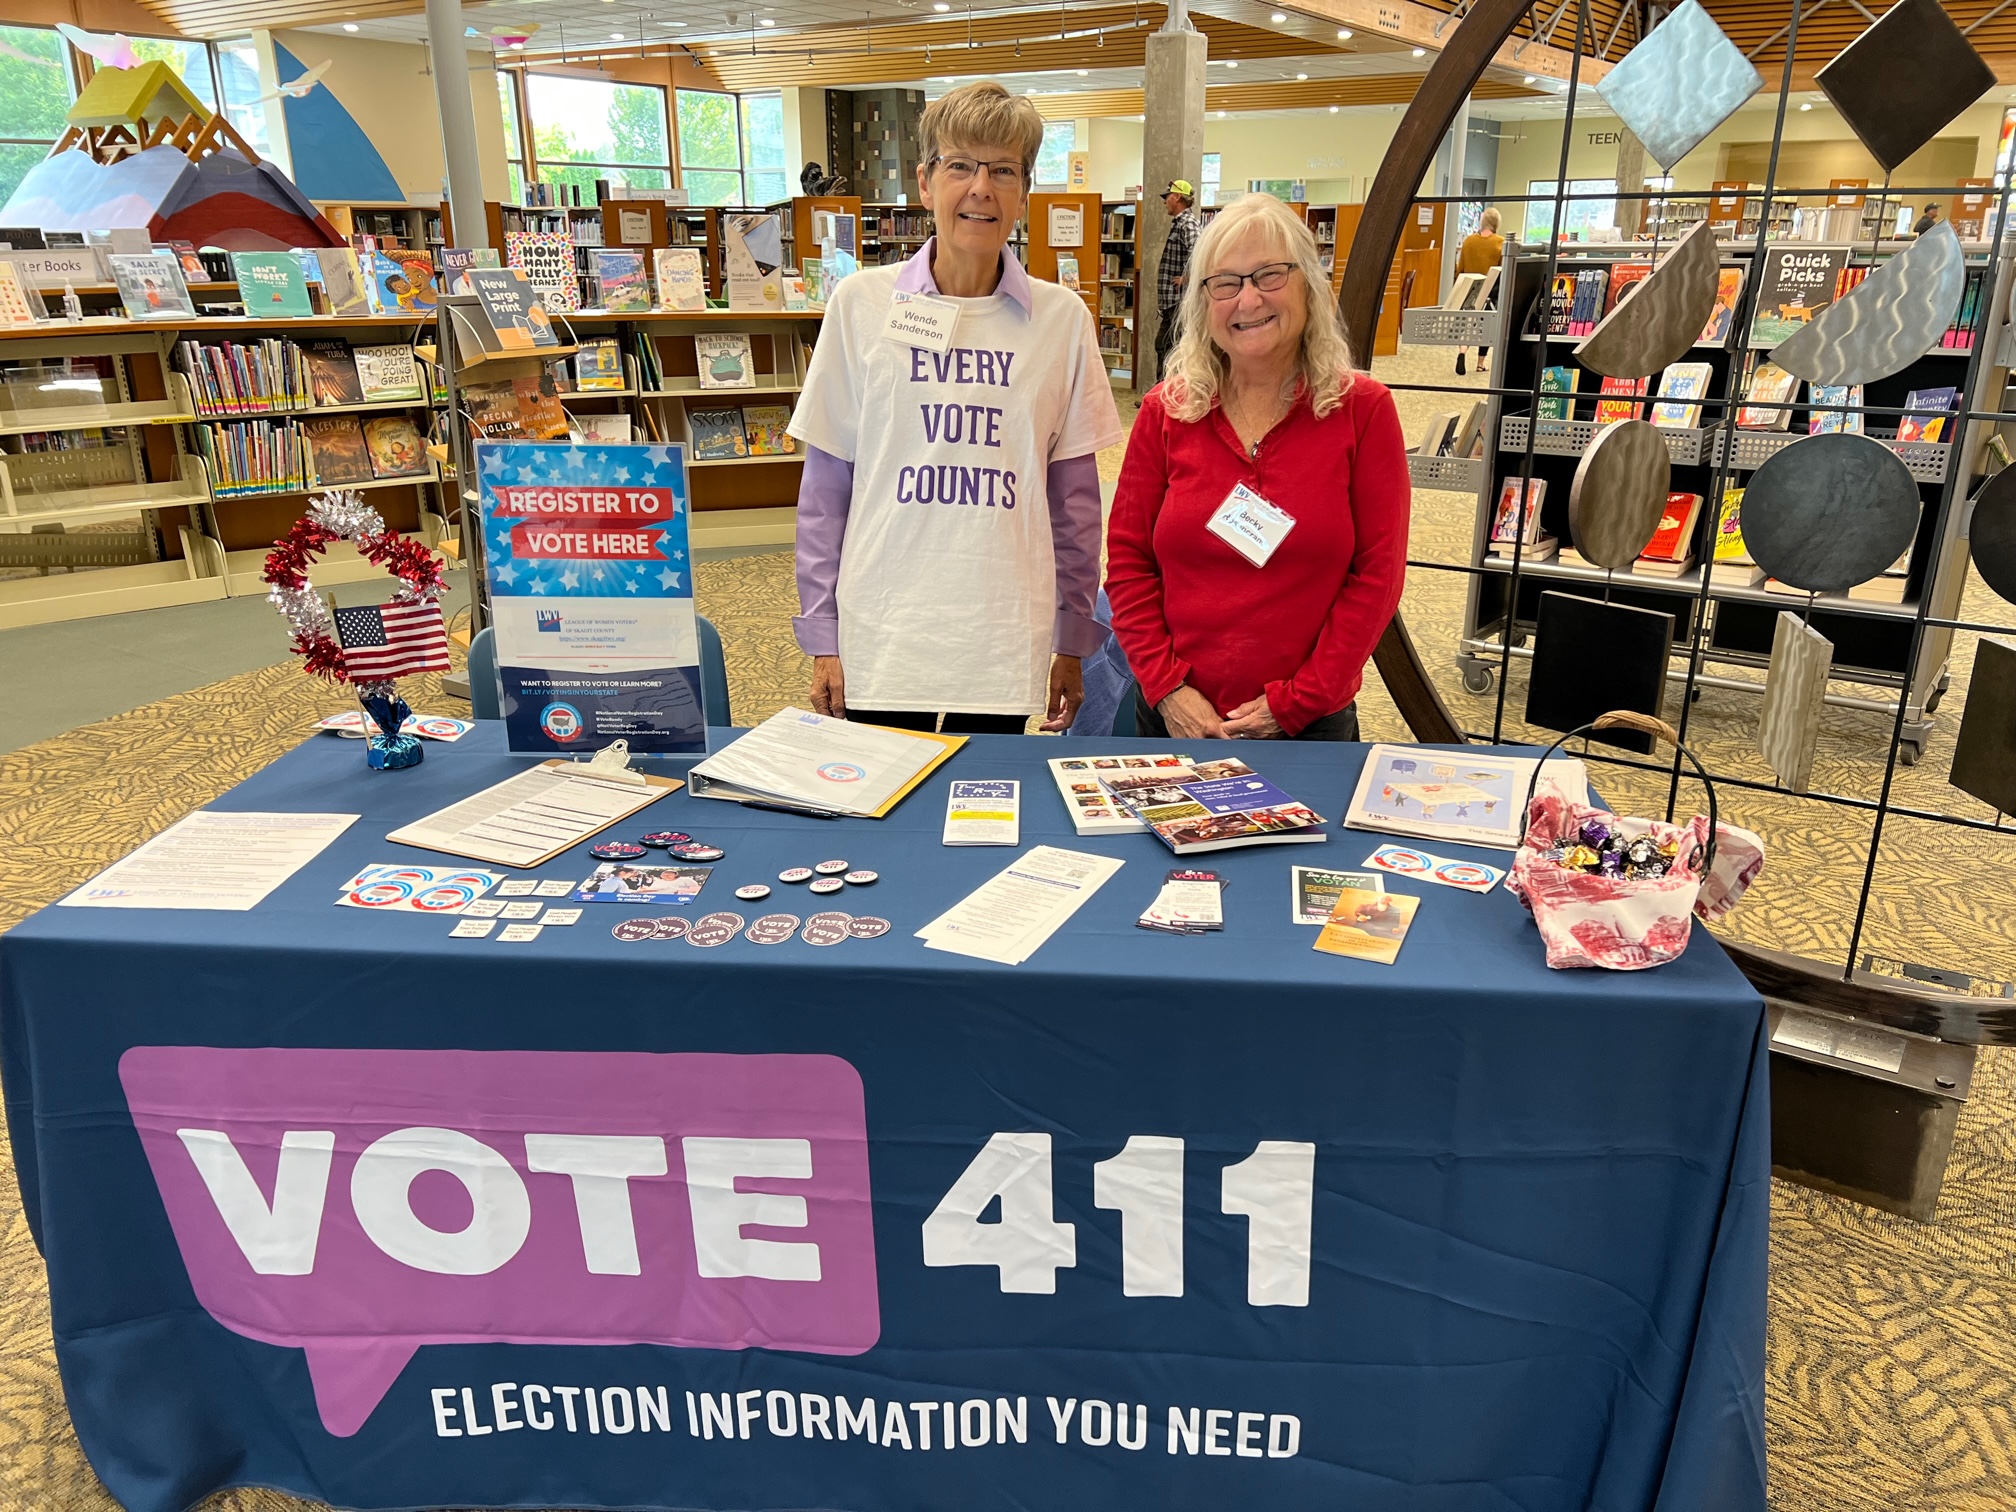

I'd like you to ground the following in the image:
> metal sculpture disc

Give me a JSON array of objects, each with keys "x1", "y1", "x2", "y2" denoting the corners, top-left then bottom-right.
[
  {"x1": 1770, "y1": 221, "x2": 1966, "y2": 387},
  {"x1": 1967, "y1": 464, "x2": 2016, "y2": 606},
  {"x1": 1568, "y1": 419, "x2": 1672, "y2": 569},
  {"x1": 1743, "y1": 433, "x2": 1920, "y2": 593},
  {"x1": 1575, "y1": 220, "x2": 1722, "y2": 380},
  {"x1": 1591, "y1": 0, "x2": 1763, "y2": 170}
]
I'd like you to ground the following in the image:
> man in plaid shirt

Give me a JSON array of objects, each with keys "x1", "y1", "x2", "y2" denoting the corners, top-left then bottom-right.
[{"x1": 1153, "y1": 178, "x2": 1201, "y2": 383}]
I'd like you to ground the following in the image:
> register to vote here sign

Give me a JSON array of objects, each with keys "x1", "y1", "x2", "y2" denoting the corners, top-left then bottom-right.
[{"x1": 476, "y1": 442, "x2": 705, "y2": 755}]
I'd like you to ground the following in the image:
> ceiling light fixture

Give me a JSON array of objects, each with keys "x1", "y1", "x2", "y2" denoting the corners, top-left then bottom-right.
[
  {"x1": 342, "y1": 20, "x2": 359, "y2": 29},
  {"x1": 1522, "y1": 74, "x2": 1535, "y2": 83},
  {"x1": 1216, "y1": 109, "x2": 1227, "y2": 117},
  {"x1": 1077, "y1": 68, "x2": 1088, "y2": 74},
  {"x1": 1328, "y1": 104, "x2": 1338, "y2": 112},
  {"x1": 1269, "y1": 9, "x2": 1286, "y2": 19},
  {"x1": 1295, "y1": 71, "x2": 1306, "y2": 79},
  {"x1": 1411, "y1": 46, "x2": 1425, "y2": 56},
  {"x1": 933, "y1": 2, "x2": 949, "y2": 9},
  {"x1": 1799, "y1": 101, "x2": 1812, "y2": 110},
  {"x1": 1225, "y1": 58, "x2": 1237, "y2": 66},
  {"x1": 759, "y1": 15, "x2": 774, "y2": 23},
  {"x1": 1335, "y1": 26, "x2": 1351, "y2": 39}
]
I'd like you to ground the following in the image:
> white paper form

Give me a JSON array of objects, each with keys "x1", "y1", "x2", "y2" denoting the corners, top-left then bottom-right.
[
  {"x1": 60, "y1": 811, "x2": 359, "y2": 911},
  {"x1": 387, "y1": 764, "x2": 671, "y2": 868},
  {"x1": 689, "y1": 707, "x2": 951, "y2": 817},
  {"x1": 917, "y1": 845, "x2": 1124, "y2": 964}
]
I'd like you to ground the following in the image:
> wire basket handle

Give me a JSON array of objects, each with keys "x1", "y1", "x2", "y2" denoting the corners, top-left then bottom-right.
[{"x1": 1517, "y1": 711, "x2": 1719, "y2": 875}]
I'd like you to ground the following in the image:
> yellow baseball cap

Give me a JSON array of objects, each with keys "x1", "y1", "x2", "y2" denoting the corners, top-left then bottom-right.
[{"x1": 1165, "y1": 179, "x2": 1195, "y2": 197}]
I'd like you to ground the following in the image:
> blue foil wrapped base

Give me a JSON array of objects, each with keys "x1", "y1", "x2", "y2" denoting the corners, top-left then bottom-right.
[{"x1": 359, "y1": 687, "x2": 422, "y2": 770}]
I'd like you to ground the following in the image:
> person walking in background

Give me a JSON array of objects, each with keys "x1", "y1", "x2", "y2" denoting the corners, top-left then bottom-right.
[
  {"x1": 1913, "y1": 202, "x2": 1942, "y2": 235},
  {"x1": 1454, "y1": 207, "x2": 1503, "y2": 375},
  {"x1": 1153, "y1": 179, "x2": 1203, "y2": 384}
]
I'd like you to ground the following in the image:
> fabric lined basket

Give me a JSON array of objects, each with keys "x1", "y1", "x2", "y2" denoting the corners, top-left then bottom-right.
[{"x1": 1505, "y1": 712, "x2": 1766, "y2": 971}]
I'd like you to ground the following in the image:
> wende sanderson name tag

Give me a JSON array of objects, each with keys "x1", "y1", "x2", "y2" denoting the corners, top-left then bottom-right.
[
  {"x1": 882, "y1": 290, "x2": 961, "y2": 352},
  {"x1": 1206, "y1": 482, "x2": 1296, "y2": 567}
]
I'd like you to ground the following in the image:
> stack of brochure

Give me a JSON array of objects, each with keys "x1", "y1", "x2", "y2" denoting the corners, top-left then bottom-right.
[{"x1": 1099, "y1": 757, "x2": 1328, "y2": 855}]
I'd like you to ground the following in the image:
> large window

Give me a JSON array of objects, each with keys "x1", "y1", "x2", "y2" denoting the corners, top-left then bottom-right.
[
  {"x1": 741, "y1": 91, "x2": 788, "y2": 205},
  {"x1": 526, "y1": 74, "x2": 670, "y2": 199},
  {"x1": 86, "y1": 34, "x2": 216, "y2": 108},
  {"x1": 0, "y1": 24, "x2": 70, "y2": 207},
  {"x1": 1034, "y1": 122, "x2": 1073, "y2": 187},
  {"x1": 1201, "y1": 152, "x2": 1222, "y2": 207},
  {"x1": 213, "y1": 37, "x2": 273, "y2": 162},
  {"x1": 1523, "y1": 178, "x2": 1617, "y2": 242},
  {"x1": 498, "y1": 71, "x2": 526, "y2": 203},
  {"x1": 677, "y1": 89, "x2": 743, "y2": 206}
]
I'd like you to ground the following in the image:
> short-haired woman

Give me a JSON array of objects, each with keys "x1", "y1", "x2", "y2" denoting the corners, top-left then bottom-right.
[
  {"x1": 1104, "y1": 193, "x2": 1408, "y2": 742},
  {"x1": 1455, "y1": 206, "x2": 1502, "y2": 374},
  {"x1": 787, "y1": 80, "x2": 1123, "y2": 734}
]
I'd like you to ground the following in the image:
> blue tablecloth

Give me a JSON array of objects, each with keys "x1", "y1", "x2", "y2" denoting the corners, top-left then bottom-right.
[{"x1": 0, "y1": 727, "x2": 1767, "y2": 1512}]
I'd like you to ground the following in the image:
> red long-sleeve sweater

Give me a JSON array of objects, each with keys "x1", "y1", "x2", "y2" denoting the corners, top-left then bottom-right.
[{"x1": 1104, "y1": 374, "x2": 1410, "y2": 736}]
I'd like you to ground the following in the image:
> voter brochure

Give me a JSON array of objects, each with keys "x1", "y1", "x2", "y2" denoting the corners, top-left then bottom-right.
[
  {"x1": 1345, "y1": 743, "x2": 1589, "y2": 850},
  {"x1": 574, "y1": 862, "x2": 711, "y2": 904},
  {"x1": 917, "y1": 845, "x2": 1124, "y2": 964},
  {"x1": 1313, "y1": 886, "x2": 1420, "y2": 966},
  {"x1": 688, "y1": 708, "x2": 962, "y2": 818},
  {"x1": 1291, "y1": 866, "x2": 1383, "y2": 925},
  {"x1": 1139, "y1": 868, "x2": 1226, "y2": 934},
  {"x1": 476, "y1": 442, "x2": 705, "y2": 756},
  {"x1": 944, "y1": 780, "x2": 1019, "y2": 846},
  {"x1": 1107, "y1": 757, "x2": 1328, "y2": 855},
  {"x1": 1047, "y1": 751, "x2": 1191, "y2": 834},
  {"x1": 60, "y1": 811, "x2": 357, "y2": 911}
]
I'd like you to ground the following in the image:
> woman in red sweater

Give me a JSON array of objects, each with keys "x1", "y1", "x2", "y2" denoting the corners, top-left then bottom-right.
[{"x1": 1105, "y1": 192, "x2": 1409, "y2": 740}]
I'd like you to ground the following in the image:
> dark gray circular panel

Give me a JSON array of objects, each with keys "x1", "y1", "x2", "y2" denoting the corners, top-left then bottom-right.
[
  {"x1": 1744, "y1": 433, "x2": 1920, "y2": 593},
  {"x1": 1968, "y1": 466, "x2": 2016, "y2": 606},
  {"x1": 1568, "y1": 418, "x2": 1672, "y2": 570}
]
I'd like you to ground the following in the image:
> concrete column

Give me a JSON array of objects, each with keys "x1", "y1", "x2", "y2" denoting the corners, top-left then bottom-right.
[
  {"x1": 1437, "y1": 95, "x2": 1471, "y2": 305},
  {"x1": 425, "y1": 0, "x2": 491, "y2": 249},
  {"x1": 1614, "y1": 127, "x2": 1647, "y2": 240},
  {"x1": 1136, "y1": 11, "x2": 1206, "y2": 396}
]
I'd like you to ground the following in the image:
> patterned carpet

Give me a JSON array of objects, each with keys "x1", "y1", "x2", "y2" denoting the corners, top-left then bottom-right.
[{"x1": 0, "y1": 348, "x2": 2013, "y2": 1509}]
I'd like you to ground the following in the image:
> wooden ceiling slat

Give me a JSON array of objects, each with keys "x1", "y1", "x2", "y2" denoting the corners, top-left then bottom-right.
[{"x1": 1031, "y1": 71, "x2": 1537, "y2": 117}]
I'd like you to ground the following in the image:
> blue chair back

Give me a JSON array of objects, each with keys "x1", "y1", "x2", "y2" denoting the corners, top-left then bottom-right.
[{"x1": 464, "y1": 616, "x2": 730, "y2": 726}]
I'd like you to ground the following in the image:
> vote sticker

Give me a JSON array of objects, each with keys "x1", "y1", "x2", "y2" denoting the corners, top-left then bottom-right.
[
  {"x1": 652, "y1": 916, "x2": 692, "y2": 940},
  {"x1": 687, "y1": 912, "x2": 745, "y2": 948},
  {"x1": 591, "y1": 842, "x2": 648, "y2": 861},
  {"x1": 411, "y1": 884, "x2": 481, "y2": 912},
  {"x1": 746, "y1": 913, "x2": 801, "y2": 945},
  {"x1": 671, "y1": 843, "x2": 725, "y2": 863},
  {"x1": 611, "y1": 918, "x2": 660, "y2": 942},
  {"x1": 1431, "y1": 861, "x2": 1499, "y2": 889},
  {"x1": 641, "y1": 831, "x2": 692, "y2": 849},
  {"x1": 735, "y1": 884, "x2": 772, "y2": 902},
  {"x1": 349, "y1": 881, "x2": 414, "y2": 907},
  {"x1": 803, "y1": 911, "x2": 853, "y2": 947},
  {"x1": 778, "y1": 867, "x2": 815, "y2": 884},
  {"x1": 814, "y1": 860, "x2": 850, "y2": 875},
  {"x1": 1368, "y1": 846, "x2": 1433, "y2": 873},
  {"x1": 809, "y1": 877, "x2": 845, "y2": 895},
  {"x1": 817, "y1": 764, "x2": 866, "y2": 784},
  {"x1": 843, "y1": 870, "x2": 878, "y2": 887},
  {"x1": 847, "y1": 916, "x2": 892, "y2": 939}
]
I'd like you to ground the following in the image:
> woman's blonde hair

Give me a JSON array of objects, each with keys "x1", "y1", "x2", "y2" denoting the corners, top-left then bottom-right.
[
  {"x1": 917, "y1": 80, "x2": 1045, "y2": 177},
  {"x1": 1479, "y1": 206, "x2": 1501, "y2": 232},
  {"x1": 1160, "y1": 192, "x2": 1355, "y2": 423}
]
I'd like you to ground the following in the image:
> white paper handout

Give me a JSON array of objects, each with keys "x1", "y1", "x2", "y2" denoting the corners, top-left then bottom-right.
[
  {"x1": 1344, "y1": 743, "x2": 1589, "y2": 850},
  {"x1": 386, "y1": 761, "x2": 675, "y2": 868},
  {"x1": 1047, "y1": 751, "x2": 1191, "y2": 835},
  {"x1": 688, "y1": 708, "x2": 956, "y2": 817},
  {"x1": 61, "y1": 811, "x2": 359, "y2": 911},
  {"x1": 944, "y1": 780, "x2": 1020, "y2": 846},
  {"x1": 917, "y1": 845, "x2": 1124, "y2": 965}
]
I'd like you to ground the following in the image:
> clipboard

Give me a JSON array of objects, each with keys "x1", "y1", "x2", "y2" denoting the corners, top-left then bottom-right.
[{"x1": 387, "y1": 759, "x2": 682, "y2": 868}]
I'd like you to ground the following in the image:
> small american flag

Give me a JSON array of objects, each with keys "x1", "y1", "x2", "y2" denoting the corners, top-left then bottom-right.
[{"x1": 332, "y1": 599, "x2": 451, "y2": 681}]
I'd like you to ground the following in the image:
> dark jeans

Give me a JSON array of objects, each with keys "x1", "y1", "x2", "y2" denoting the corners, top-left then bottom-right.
[
  {"x1": 848, "y1": 708, "x2": 1029, "y2": 735},
  {"x1": 1133, "y1": 688, "x2": 1360, "y2": 742},
  {"x1": 1153, "y1": 307, "x2": 1180, "y2": 382}
]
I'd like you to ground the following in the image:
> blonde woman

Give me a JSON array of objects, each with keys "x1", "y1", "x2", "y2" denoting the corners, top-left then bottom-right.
[
  {"x1": 1104, "y1": 193, "x2": 1408, "y2": 741},
  {"x1": 786, "y1": 80, "x2": 1123, "y2": 734}
]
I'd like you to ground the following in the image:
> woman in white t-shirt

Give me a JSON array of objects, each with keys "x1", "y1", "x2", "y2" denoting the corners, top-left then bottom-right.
[{"x1": 786, "y1": 80, "x2": 1124, "y2": 734}]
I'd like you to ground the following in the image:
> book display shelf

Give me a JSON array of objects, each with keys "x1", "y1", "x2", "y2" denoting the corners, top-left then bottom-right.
[
  {"x1": 1099, "y1": 200, "x2": 1137, "y2": 386},
  {"x1": 0, "y1": 311, "x2": 450, "y2": 628},
  {"x1": 1419, "y1": 230, "x2": 2013, "y2": 764}
]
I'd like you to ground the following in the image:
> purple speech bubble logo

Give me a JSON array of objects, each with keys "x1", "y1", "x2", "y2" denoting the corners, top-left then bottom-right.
[{"x1": 117, "y1": 1048, "x2": 878, "y2": 1437}]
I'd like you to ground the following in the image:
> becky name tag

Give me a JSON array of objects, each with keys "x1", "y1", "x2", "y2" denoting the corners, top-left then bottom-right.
[
  {"x1": 1206, "y1": 482, "x2": 1296, "y2": 567},
  {"x1": 883, "y1": 290, "x2": 961, "y2": 352}
]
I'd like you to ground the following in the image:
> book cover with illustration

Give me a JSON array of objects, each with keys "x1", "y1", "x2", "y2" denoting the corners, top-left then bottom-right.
[
  {"x1": 464, "y1": 374, "x2": 569, "y2": 441},
  {"x1": 590, "y1": 248, "x2": 652, "y2": 312},
  {"x1": 303, "y1": 414, "x2": 374, "y2": 485},
  {"x1": 1639, "y1": 491, "x2": 1704, "y2": 563},
  {"x1": 1491, "y1": 477, "x2": 1547, "y2": 543},
  {"x1": 653, "y1": 246, "x2": 707, "y2": 311},
  {"x1": 505, "y1": 230, "x2": 581, "y2": 313},
  {"x1": 362, "y1": 415, "x2": 428, "y2": 478},
  {"x1": 301, "y1": 340, "x2": 363, "y2": 406},
  {"x1": 440, "y1": 246, "x2": 501, "y2": 293},
  {"x1": 695, "y1": 333, "x2": 756, "y2": 389},
  {"x1": 1697, "y1": 265, "x2": 1744, "y2": 345},
  {"x1": 1106, "y1": 756, "x2": 1328, "y2": 856},
  {"x1": 1748, "y1": 246, "x2": 1849, "y2": 348},
  {"x1": 1808, "y1": 383, "x2": 1865, "y2": 434},
  {"x1": 352, "y1": 344, "x2": 423, "y2": 402},
  {"x1": 1736, "y1": 361, "x2": 1798, "y2": 430},
  {"x1": 230, "y1": 252, "x2": 312, "y2": 318},
  {"x1": 743, "y1": 403, "x2": 795, "y2": 455},
  {"x1": 108, "y1": 253, "x2": 193, "y2": 319},
  {"x1": 1537, "y1": 365, "x2": 1578, "y2": 422},
  {"x1": 1650, "y1": 362, "x2": 1713, "y2": 428},
  {"x1": 1604, "y1": 262, "x2": 1653, "y2": 314},
  {"x1": 688, "y1": 407, "x2": 749, "y2": 460},
  {"x1": 1897, "y1": 386, "x2": 1959, "y2": 442},
  {"x1": 311, "y1": 247, "x2": 370, "y2": 316},
  {"x1": 1594, "y1": 375, "x2": 1648, "y2": 425},
  {"x1": 362, "y1": 252, "x2": 426, "y2": 315},
  {"x1": 574, "y1": 337, "x2": 625, "y2": 391}
]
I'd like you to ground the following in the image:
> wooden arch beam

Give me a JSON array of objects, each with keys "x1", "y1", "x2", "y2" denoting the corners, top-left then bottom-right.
[{"x1": 1338, "y1": 0, "x2": 1541, "y2": 746}]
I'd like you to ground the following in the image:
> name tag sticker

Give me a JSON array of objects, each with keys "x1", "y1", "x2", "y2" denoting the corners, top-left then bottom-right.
[
  {"x1": 1206, "y1": 482, "x2": 1296, "y2": 567},
  {"x1": 883, "y1": 290, "x2": 961, "y2": 352}
]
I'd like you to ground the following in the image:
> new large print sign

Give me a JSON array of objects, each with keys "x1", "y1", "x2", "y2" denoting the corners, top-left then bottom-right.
[{"x1": 116, "y1": 1048, "x2": 878, "y2": 1437}]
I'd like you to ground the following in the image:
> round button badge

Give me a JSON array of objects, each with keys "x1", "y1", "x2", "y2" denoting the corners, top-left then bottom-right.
[
  {"x1": 640, "y1": 831, "x2": 692, "y2": 849},
  {"x1": 671, "y1": 843, "x2": 725, "y2": 863},
  {"x1": 735, "y1": 884, "x2": 772, "y2": 901},
  {"x1": 843, "y1": 869, "x2": 878, "y2": 887},
  {"x1": 808, "y1": 877, "x2": 845, "y2": 895},
  {"x1": 778, "y1": 867, "x2": 815, "y2": 884},
  {"x1": 611, "y1": 918, "x2": 659, "y2": 941},
  {"x1": 813, "y1": 859, "x2": 850, "y2": 875},
  {"x1": 590, "y1": 842, "x2": 648, "y2": 861}
]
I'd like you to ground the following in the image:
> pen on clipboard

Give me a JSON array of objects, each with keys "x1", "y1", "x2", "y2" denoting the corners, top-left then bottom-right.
[{"x1": 737, "y1": 799, "x2": 843, "y2": 820}]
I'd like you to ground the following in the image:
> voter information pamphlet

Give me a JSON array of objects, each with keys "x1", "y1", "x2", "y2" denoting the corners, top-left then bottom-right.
[
  {"x1": 1345, "y1": 744, "x2": 1589, "y2": 850},
  {"x1": 1048, "y1": 751, "x2": 1191, "y2": 835},
  {"x1": 689, "y1": 707, "x2": 961, "y2": 817},
  {"x1": 917, "y1": 845, "x2": 1124, "y2": 965},
  {"x1": 943, "y1": 780, "x2": 1020, "y2": 846},
  {"x1": 61, "y1": 811, "x2": 359, "y2": 911}
]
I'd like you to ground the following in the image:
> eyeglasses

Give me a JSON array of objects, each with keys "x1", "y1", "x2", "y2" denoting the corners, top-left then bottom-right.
[
  {"x1": 1201, "y1": 262, "x2": 1298, "y2": 300},
  {"x1": 930, "y1": 154, "x2": 1029, "y2": 190}
]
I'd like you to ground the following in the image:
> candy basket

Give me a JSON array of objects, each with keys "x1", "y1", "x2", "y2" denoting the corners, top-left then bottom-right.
[{"x1": 1505, "y1": 711, "x2": 1765, "y2": 971}]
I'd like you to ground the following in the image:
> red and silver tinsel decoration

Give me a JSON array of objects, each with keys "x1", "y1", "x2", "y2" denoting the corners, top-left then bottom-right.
[{"x1": 262, "y1": 490, "x2": 447, "y2": 690}]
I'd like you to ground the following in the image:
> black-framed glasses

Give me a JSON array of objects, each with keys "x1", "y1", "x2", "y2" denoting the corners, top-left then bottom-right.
[
  {"x1": 929, "y1": 154, "x2": 1028, "y2": 190},
  {"x1": 1201, "y1": 262, "x2": 1298, "y2": 300}
]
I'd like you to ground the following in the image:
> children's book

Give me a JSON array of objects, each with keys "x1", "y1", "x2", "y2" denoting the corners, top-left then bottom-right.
[
  {"x1": 311, "y1": 247, "x2": 369, "y2": 316},
  {"x1": 688, "y1": 407, "x2": 749, "y2": 459},
  {"x1": 1056, "y1": 254, "x2": 1081, "y2": 291},
  {"x1": 108, "y1": 253, "x2": 193, "y2": 319},
  {"x1": 440, "y1": 246, "x2": 501, "y2": 294},
  {"x1": 301, "y1": 340, "x2": 363, "y2": 406},
  {"x1": 352, "y1": 344, "x2": 424, "y2": 402},
  {"x1": 302, "y1": 415, "x2": 373, "y2": 485},
  {"x1": 505, "y1": 230, "x2": 580, "y2": 313},
  {"x1": 653, "y1": 246, "x2": 707, "y2": 311},
  {"x1": 590, "y1": 248, "x2": 651, "y2": 312},
  {"x1": 389, "y1": 251, "x2": 438, "y2": 310},
  {"x1": 742, "y1": 403, "x2": 795, "y2": 455},
  {"x1": 574, "y1": 337, "x2": 625, "y2": 392},
  {"x1": 696, "y1": 333, "x2": 756, "y2": 389},
  {"x1": 362, "y1": 415, "x2": 428, "y2": 478},
  {"x1": 1736, "y1": 362, "x2": 1798, "y2": 430},
  {"x1": 230, "y1": 252, "x2": 312, "y2": 318},
  {"x1": 361, "y1": 252, "x2": 424, "y2": 315},
  {"x1": 1650, "y1": 361, "x2": 1713, "y2": 428}
]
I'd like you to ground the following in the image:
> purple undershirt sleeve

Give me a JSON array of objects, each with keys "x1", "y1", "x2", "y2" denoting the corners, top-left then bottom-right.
[
  {"x1": 1046, "y1": 453, "x2": 1105, "y2": 657},
  {"x1": 792, "y1": 444, "x2": 853, "y2": 657}
]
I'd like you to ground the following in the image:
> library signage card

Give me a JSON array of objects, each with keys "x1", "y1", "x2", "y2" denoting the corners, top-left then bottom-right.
[{"x1": 476, "y1": 441, "x2": 706, "y2": 756}]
